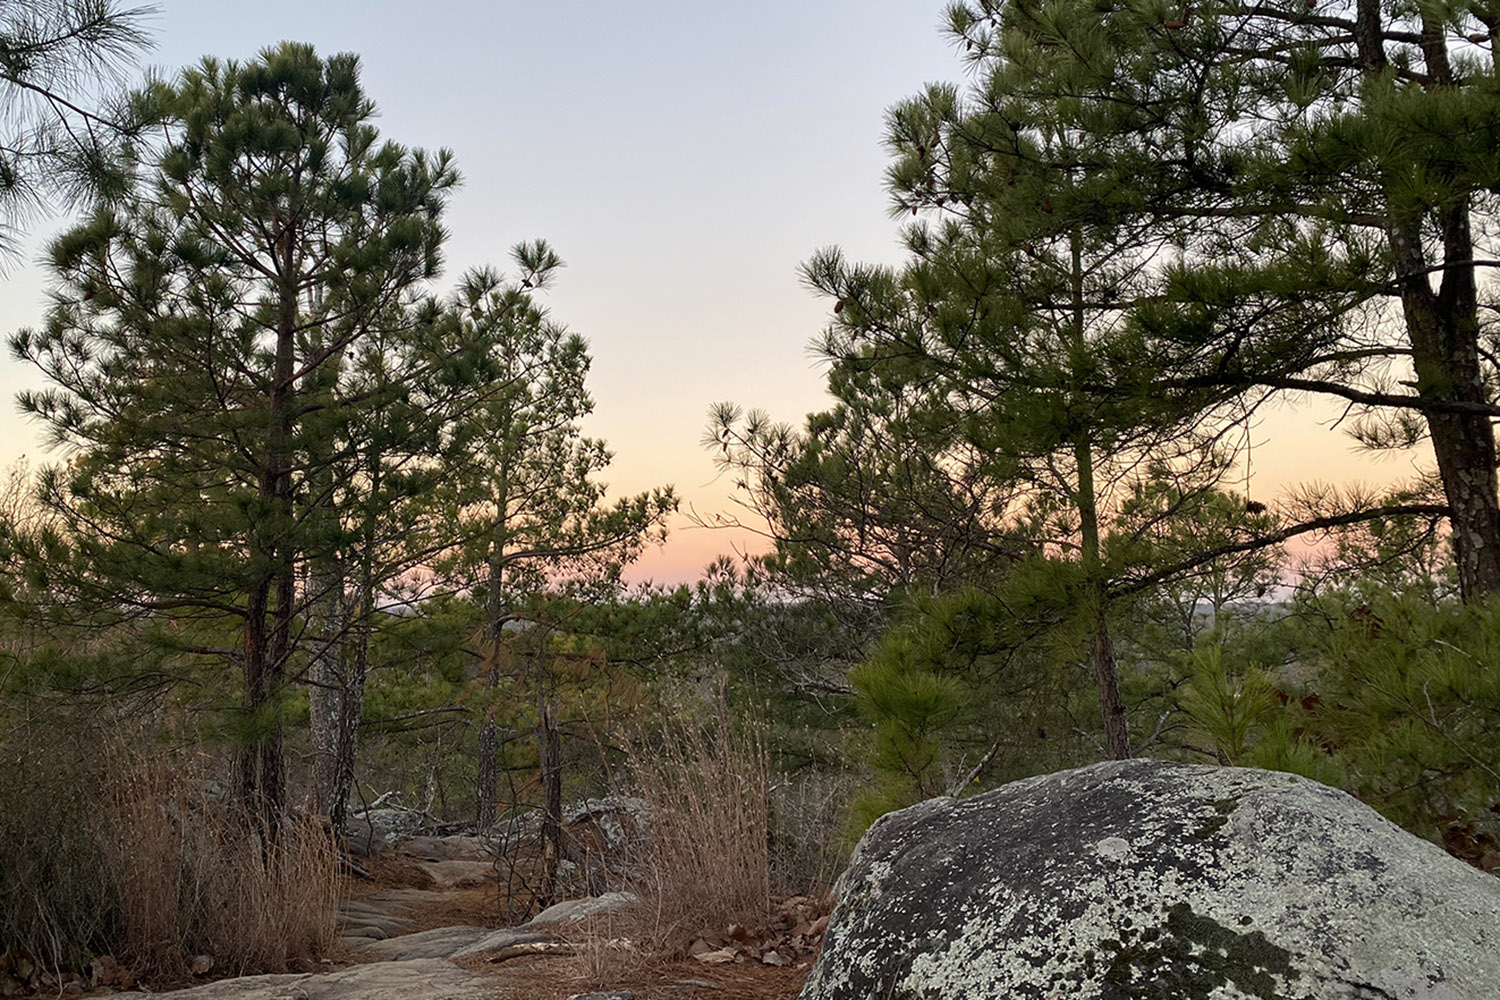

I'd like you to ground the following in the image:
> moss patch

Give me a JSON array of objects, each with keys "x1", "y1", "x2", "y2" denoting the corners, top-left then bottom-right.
[
  {"x1": 1098, "y1": 902, "x2": 1299, "y2": 999},
  {"x1": 1190, "y1": 796, "x2": 1243, "y2": 842}
]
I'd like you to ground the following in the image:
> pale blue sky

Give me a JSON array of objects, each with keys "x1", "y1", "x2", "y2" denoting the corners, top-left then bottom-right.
[{"x1": 0, "y1": 2, "x2": 1413, "y2": 581}]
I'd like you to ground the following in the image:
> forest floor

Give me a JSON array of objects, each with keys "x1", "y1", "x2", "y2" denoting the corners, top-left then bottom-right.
[{"x1": 337, "y1": 849, "x2": 815, "y2": 1000}]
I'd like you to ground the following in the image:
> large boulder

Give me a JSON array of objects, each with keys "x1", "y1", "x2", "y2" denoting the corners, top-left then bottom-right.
[{"x1": 802, "y1": 759, "x2": 1500, "y2": 1000}]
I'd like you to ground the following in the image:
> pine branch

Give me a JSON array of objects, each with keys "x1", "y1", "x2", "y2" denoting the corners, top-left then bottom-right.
[{"x1": 1109, "y1": 502, "x2": 1451, "y2": 599}]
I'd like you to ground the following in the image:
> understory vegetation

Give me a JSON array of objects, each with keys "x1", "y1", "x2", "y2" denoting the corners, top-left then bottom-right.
[{"x1": 3, "y1": 0, "x2": 1500, "y2": 987}]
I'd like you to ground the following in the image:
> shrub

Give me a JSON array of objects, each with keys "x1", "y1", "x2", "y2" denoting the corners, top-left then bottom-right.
[
  {"x1": 0, "y1": 721, "x2": 116, "y2": 973},
  {"x1": 1241, "y1": 591, "x2": 1500, "y2": 865}
]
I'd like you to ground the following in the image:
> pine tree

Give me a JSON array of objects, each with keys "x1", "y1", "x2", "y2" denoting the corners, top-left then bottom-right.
[
  {"x1": 432, "y1": 243, "x2": 675, "y2": 866},
  {"x1": 10, "y1": 43, "x2": 457, "y2": 832},
  {"x1": 707, "y1": 372, "x2": 1022, "y2": 608},
  {"x1": 944, "y1": 0, "x2": 1500, "y2": 599},
  {"x1": 798, "y1": 82, "x2": 1240, "y2": 758}
]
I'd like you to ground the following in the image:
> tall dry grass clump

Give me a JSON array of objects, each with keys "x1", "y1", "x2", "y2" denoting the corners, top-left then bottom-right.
[
  {"x1": 0, "y1": 713, "x2": 337, "y2": 984},
  {"x1": 620, "y1": 701, "x2": 772, "y2": 951},
  {"x1": 103, "y1": 754, "x2": 339, "y2": 979}
]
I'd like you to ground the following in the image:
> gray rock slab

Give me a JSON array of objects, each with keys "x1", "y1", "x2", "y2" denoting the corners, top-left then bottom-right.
[
  {"x1": 801, "y1": 759, "x2": 1500, "y2": 1000},
  {"x1": 353, "y1": 925, "x2": 494, "y2": 962},
  {"x1": 526, "y1": 891, "x2": 638, "y2": 927},
  {"x1": 402, "y1": 835, "x2": 487, "y2": 860},
  {"x1": 449, "y1": 928, "x2": 558, "y2": 959},
  {"x1": 112, "y1": 958, "x2": 489, "y2": 1000},
  {"x1": 358, "y1": 888, "x2": 449, "y2": 908},
  {"x1": 335, "y1": 912, "x2": 412, "y2": 936},
  {"x1": 417, "y1": 859, "x2": 493, "y2": 890}
]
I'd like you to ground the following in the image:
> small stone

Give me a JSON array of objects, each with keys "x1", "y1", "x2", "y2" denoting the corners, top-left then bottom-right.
[
  {"x1": 89, "y1": 954, "x2": 119, "y2": 986},
  {"x1": 189, "y1": 954, "x2": 213, "y2": 975},
  {"x1": 1095, "y1": 836, "x2": 1130, "y2": 860}
]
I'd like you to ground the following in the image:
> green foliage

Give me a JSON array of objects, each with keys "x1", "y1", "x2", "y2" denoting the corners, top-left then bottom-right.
[
  {"x1": 944, "y1": 0, "x2": 1500, "y2": 597},
  {"x1": 1175, "y1": 646, "x2": 1278, "y2": 766},
  {"x1": 1248, "y1": 592, "x2": 1500, "y2": 843},
  {"x1": 848, "y1": 573, "x2": 1099, "y2": 830},
  {"x1": 0, "y1": 1, "x2": 155, "y2": 256}
]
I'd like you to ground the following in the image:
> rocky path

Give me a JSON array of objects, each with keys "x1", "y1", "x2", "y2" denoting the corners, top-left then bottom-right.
[{"x1": 111, "y1": 834, "x2": 808, "y2": 1000}]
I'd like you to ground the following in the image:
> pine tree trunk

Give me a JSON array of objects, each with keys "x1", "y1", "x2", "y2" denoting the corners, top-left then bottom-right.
[
  {"x1": 327, "y1": 536, "x2": 377, "y2": 833},
  {"x1": 1068, "y1": 231, "x2": 1131, "y2": 760},
  {"x1": 328, "y1": 637, "x2": 365, "y2": 833},
  {"x1": 308, "y1": 556, "x2": 346, "y2": 822},
  {"x1": 478, "y1": 452, "x2": 512, "y2": 830},
  {"x1": 536, "y1": 656, "x2": 563, "y2": 910},
  {"x1": 248, "y1": 237, "x2": 300, "y2": 840},
  {"x1": 1089, "y1": 602, "x2": 1130, "y2": 760},
  {"x1": 477, "y1": 717, "x2": 498, "y2": 831},
  {"x1": 321, "y1": 450, "x2": 383, "y2": 832},
  {"x1": 239, "y1": 581, "x2": 275, "y2": 826},
  {"x1": 1359, "y1": 2, "x2": 1500, "y2": 600},
  {"x1": 1391, "y1": 209, "x2": 1500, "y2": 601},
  {"x1": 1075, "y1": 435, "x2": 1131, "y2": 761}
]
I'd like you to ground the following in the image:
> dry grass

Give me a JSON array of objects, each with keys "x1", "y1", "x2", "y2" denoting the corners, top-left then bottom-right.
[
  {"x1": 104, "y1": 754, "x2": 339, "y2": 980},
  {"x1": 558, "y1": 912, "x2": 649, "y2": 987},
  {"x1": 617, "y1": 701, "x2": 773, "y2": 956},
  {"x1": 0, "y1": 716, "x2": 338, "y2": 986}
]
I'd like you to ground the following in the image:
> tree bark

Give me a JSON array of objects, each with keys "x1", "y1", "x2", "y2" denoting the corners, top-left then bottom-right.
[
  {"x1": 1068, "y1": 230, "x2": 1131, "y2": 759},
  {"x1": 1356, "y1": 0, "x2": 1500, "y2": 600},
  {"x1": 308, "y1": 555, "x2": 348, "y2": 823},
  {"x1": 478, "y1": 445, "x2": 513, "y2": 829},
  {"x1": 237, "y1": 227, "x2": 301, "y2": 838},
  {"x1": 1392, "y1": 208, "x2": 1500, "y2": 600},
  {"x1": 477, "y1": 718, "x2": 499, "y2": 831},
  {"x1": 1075, "y1": 433, "x2": 1131, "y2": 760},
  {"x1": 536, "y1": 644, "x2": 563, "y2": 911}
]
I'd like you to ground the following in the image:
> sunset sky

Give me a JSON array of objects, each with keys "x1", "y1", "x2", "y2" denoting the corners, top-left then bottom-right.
[{"x1": 0, "y1": 1, "x2": 1425, "y2": 583}]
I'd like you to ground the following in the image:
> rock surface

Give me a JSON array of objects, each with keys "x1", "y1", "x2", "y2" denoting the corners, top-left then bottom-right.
[
  {"x1": 800, "y1": 759, "x2": 1500, "y2": 1000},
  {"x1": 416, "y1": 858, "x2": 493, "y2": 890},
  {"x1": 345, "y1": 807, "x2": 427, "y2": 851},
  {"x1": 527, "y1": 890, "x2": 639, "y2": 926},
  {"x1": 351, "y1": 925, "x2": 494, "y2": 961},
  {"x1": 449, "y1": 927, "x2": 558, "y2": 959},
  {"x1": 113, "y1": 958, "x2": 489, "y2": 1000},
  {"x1": 401, "y1": 834, "x2": 487, "y2": 860}
]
